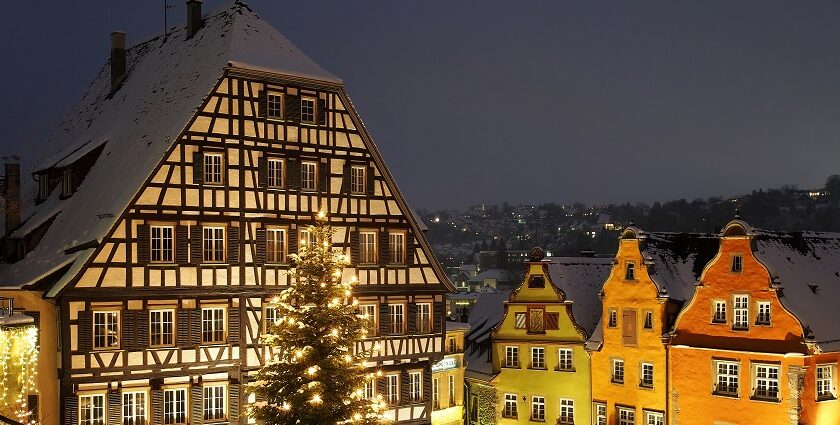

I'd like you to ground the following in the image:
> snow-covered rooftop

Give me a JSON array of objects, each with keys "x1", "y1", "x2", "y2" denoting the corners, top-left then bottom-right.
[
  {"x1": 0, "y1": 1, "x2": 340, "y2": 289},
  {"x1": 546, "y1": 256, "x2": 613, "y2": 336}
]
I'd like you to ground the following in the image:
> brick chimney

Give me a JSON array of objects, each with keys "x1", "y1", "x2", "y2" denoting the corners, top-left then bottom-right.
[
  {"x1": 110, "y1": 31, "x2": 126, "y2": 92},
  {"x1": 4, "y1": 160, "x2": 20, "y2": 237},
  {"x1": 187, "y1": 0, "x2": 203, "y2": 38}
]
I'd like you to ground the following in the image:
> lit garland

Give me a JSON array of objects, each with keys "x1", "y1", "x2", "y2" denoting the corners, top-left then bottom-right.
[
  {"x1": 0, "y1": 325, "x2": 39, "y2": 425},
  {"x1": 248, "y1": 211, "x2": 387, "y2": 425}
]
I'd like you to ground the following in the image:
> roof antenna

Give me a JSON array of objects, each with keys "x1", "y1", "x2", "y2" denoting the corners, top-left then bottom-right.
[{"x1": 164, "y1": 0, "x2": 177, "y2": 38}]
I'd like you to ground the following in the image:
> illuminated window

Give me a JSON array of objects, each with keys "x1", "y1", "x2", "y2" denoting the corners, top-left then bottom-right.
[
  {"x1": 202, "y1": 227, "x2": 225, "y2": 263},
  {"x1": 150, "y1": 225, "x2": 174, "y2": 263},
  {"x1": 265, "y1": 306, "x2": 278, "y2": 326},
  {"x1": 267, "y1": 92, "x2": 283, "y2": 119},
  {"x1": 503, "y1": 393, "x2": 518, "y2": 418},
  {"x1": 448, "y1": 375, "x2": 456, "y2": 406},
  {"x1": 733, "y1": 295, "x2": 749, "y2": 330},
  {"x1": 150, "y1": 309, "x2": 175, "y2": 346},
  {"x1": 432, "y1": 378, "x2": 439, "y2": 409},
  {"x1": 416, "y1": 303, "x2": 431, "y2": 333},
  {"x1": 714, "y1": 360, "x2": 739, "y2": 396},
  {"x1": 266, "y1": 228, "x2": 287, "y2": 263},
  {"x1": 625, "y1": 262, "x2": 635, "y2": 280},
  {"x1": 299, "y1": 228, "x2": 318, "y2": 249},
  {"x1": 817, "y1": 364, "x2": 835, "y2": 400},
  {"x1": 301, "y1": 161, "x2": 317, "y2": 191},
  {"x1": 594, "y1": 403, "x2": 606, "y2": 425},
  {"x1": 409, "y1": 371, "x2": 422, "y2": 402},
  {"x1": 385, "y1": 374, "x2": 399, "y2": 404},
  {"x1": 163, "y1": 388, "x2": 187, "y2": 424},
  {"x1": 645, "y1": 411, "x2": 664, "y2": 425},
  {"x1": 641, "y1": 363, "x2": 654, "y2": 388},
  {"x1": 530, "y1": 396, "x2": 545, "y2": 421},
  {"x1": 201, "y1": 307, "x2": 225, "y2": 344},
  {"x1": 505, "y1": 346, "x2": 519, "y2": 368},
  {"x1": 713, "y1": 301, "x2": 727, "y2": 324},
  {"x1": 618, "y1": 408, "x2": 635, "y2": 425},
  {"x1": 122, "y1": 391, "x2": 146, "y2": 425},
  {"x1": 203, "y1": 384, "x2": 226, "y2": 421},
  {"x1": 531, "y1": 347, "x2": 545, "y2": 369},
  {"x1": 203, "y1": 153, "x2": 223, "y2": 185},
  {"x1": 389, "y1": 304, "x2": 404, "y2": 334},
  {"x1": 301, "y1": 97, "x2": 316, "y2": 123},
  {"x1": 558, "y1": 348, "x2": 573, "y2": 371},
  {"x1": 93, "y1": 311, "x2": 119, "y2": 349},
  {"x1": 267, "y1": 158, "x2": 284, "y2": 188},
  {"x1": 559, "y1": 399, "x2": 574, "y2": 424},
  {"x1": 364, "y1": 379, "x2": 375, "y2": 400},
  {"x1": 731, "y1": 255, "x2": 743, "y2": 272},
  {"x1": 448, "y1": 337, "x2": 457, "y2": 353},
  {"x1": 350, "y1": 165, "x2": 366, "y2": 194},
  {"x1": 359, "y1": 231, "x2": 377, "y2": 264},
  {"x1": 612, "y1": 359, "x2": 625, "y2": 384},
  {"x1": 79, "y1": 394, "x2": 106, "y2": 425},
  {"x1": 608, "y1": 309, "x2": 617, "y2": 328},
  {"x1": 360, "y1": 304, "x2": 377, "y2": 336},
  {"x1": 756, "y1": 301, "x2": 771, "y2": 325},
  {"x1": 389, "y1": 232, "x2": 406, "y2": 264},
  {"x1": 754, "y1": 364, "x2": 779, "y2": 400}
]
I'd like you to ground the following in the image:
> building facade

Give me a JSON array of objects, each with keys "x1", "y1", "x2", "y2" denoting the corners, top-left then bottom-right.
[
  {"x1": 0, "y1": 2, "x2": 452, "y2": 424},
  {"x1": 430, "y1": 322, "x2": 468, "y2": 425}
]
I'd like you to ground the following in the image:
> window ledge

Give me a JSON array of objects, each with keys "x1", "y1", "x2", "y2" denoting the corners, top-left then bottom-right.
[
  {"x1": 731, "y1": 326, "x2": 749, "y2": 332},
  {"x1": 554, "y1": 368, "x2": 576, "y2": 373},
  {"x1": 817, "y1": 395, "x2": 837, "y2": 403},
  {"x1": 711, "y1": 320, "x2": 727, "y2": 325},
  {"x1": 712, "y1": 391, "x2": 739, "y2": 399},
  {"x1": 528, "y1": 367, "x2": 547, "y2": 371},
  {"x1": 502, "y1": 365, "x2": 520, "y2": 369},
  {"x1": 385, "y1": 263, "x2": 408, "y2": 268},
  {"x1": 610, "y1": 379, "x2": 624, "y2": 385},
  {"x1": 749, "y1": 396, "x2": 780, "y2": 404},
  {"x1": 639, "y1": 383, "x2": 654, "y2": 390}
]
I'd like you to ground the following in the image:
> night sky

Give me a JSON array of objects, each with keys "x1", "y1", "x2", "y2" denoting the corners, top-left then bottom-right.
[{"x1": 2, "y1": 1, "x2": 839, "y2": 209}]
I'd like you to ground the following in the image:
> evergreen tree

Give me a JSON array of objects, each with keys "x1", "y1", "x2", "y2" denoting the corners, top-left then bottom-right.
[{"x1": 249, "y1": 213, "x2": 386, "y2": 425}]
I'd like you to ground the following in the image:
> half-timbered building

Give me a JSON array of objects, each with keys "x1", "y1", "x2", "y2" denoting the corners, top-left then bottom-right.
[{"x1": 0, "y1": 2, "x2": 453, "y2": 424}]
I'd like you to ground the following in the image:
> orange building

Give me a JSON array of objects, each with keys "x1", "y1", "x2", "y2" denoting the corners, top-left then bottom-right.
[
  {"x1": 589, "y1": 227, "x2": 716, "y2": 425},
  {"x1": 670, "y1": 219, "x2": 840, "y2": 424}
]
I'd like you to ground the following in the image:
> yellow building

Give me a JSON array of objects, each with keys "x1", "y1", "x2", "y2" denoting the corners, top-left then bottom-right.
[
  {"x1": 588, "y1": 227, "x2": 716, "y2": 425},
  {"x1": 432, "y1": 322, "x2": 469, "y2": 425}
]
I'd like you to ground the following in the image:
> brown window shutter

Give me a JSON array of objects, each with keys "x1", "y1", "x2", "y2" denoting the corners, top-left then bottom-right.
[
  {"x1": 255, "y1": 228, "x2": 267, "y2": 265},
  {"x1": 190, "y1": 385, "x2": 202, "y2": 425},
  {"x1": 423, "y1": 366, "x2": 432, "y2": 401},
  {"x1": 379, "y1": 303, "x2": 389, "y2": 336},
  {"x1": 176, "y1": 225, "x2": 189, "y2": 264},
  {"x1": 64, "y1": 396, "x2": 78, "y2": 425},
  {"x1": 285, "y1": 94, "x2": 301, "y2": 122},
  {"x1": 193, "y1": 150, "x2": 203, "y2": 184},
  {"x1": 407, "y1": 303, "x2": 417, "y2": 333},
  {"x1": 136, "y1": 310, "x2": 149, "y2": 349},
  {"x1": 190, "y1": 309, "x2": 202, "y2": 346},
  {"x1": 342, "y1": 161, "x2": 351, "y2": 193},
  {"x1": 405, "y1": 235, "x2": 415, "y2": 265},
  {"x1": 377, "y1": 375, "x2": 387, "y2": 396},
  {"x1": 288, "y1": 228, "x2": 298, "y2": 256},
  {"x1": 121, "y1": 311, "x2": 136, "y2": 350},
  {"x1": 622, "y1": 310, "x2": 637, "y2": 345},
  {"x1": 227, "y1": 226, "x2": 240, "y2": 264},
  {"x1": 190, "y1": 225, "x2": 203, "y2": 264},
  {"x1": 229, "y1": 307, "x2": 240, "y2": 344},
  {"x1": 78, "y1": 311, "x2": 92, "y2": 352},
  {"x1": 257, "y1": 90, "x2": 267, "y2": 118},
  {"x1": 367, "y1": 166, "x2": 375, "y2": 195},
  {"x1": 136, "y1": 224, "x2": 150, "y2": 265},
  {"x1": 318, "y1": 161, "x2": 328, "y2": 192},
  {"x1": 379, "y1": 231, "x2": 390, "y2": 266},
  {"x1": 433, "y1": 302, "x2": 444, "y2": 333},
  {"x1": 150, "y1": 389, "x2": 163, "y2": 424},
  {"x1": 229, "y1": 383, "x2": 241, "y2": 422},
  {"x1": 545, "y1": 313, "x2": 560, "y2": 330},
  {"x1": 257, "y1": 155, "x2": 267, "y2": 187},
  {"x1": 317, "y1": 98, "x2": 327, "y2": 125},
  {"x1": 286, "y1": 157, "x2": 300, "y2": 190},
  {"x1": 350, "y1": 231, "x2": 360, "y2": 265},
  {"x1": 401, "y1": 371, "x2": 410, "y2": 404},
  {"x1": 108, "y1": 390, "x2": 121, "y2": 425},
  {"x1": 177, "y1": 309, "x2": 192, "y2": 348}
]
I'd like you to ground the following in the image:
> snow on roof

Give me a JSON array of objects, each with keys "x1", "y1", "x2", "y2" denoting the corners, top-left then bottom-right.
[
  {"x1": 0, "y1": 1, "x2": 340, "y2": 289},
  {"x1": 446, "y1": 321, "x2": 471, "y2": 332},
  {"x1": 468, "y1": 268, "x2": 522, "y2": 283},
  {"x1": 641, "y1": 232, "x2": 718, "y2": 302},
  {"x1": 546, "y1": 257, "x2": 613, "y2": 336},
  {"x1": 464, "y1": 291, "x2": 509, "y2": 376}
]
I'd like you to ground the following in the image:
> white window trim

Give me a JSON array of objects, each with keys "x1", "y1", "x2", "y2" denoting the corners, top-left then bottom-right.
[
  {"x1": 644, "y1": 411, "x2": 664, "y2": 425},
  {"x1": 612, "y1": 358, "x2": 625, "y2": 384},
  {"x1": 558, "y1": 348, "x2": 574, "y2": 371},
  {"x1": 386, "y1": 373, "x2": 400, "y2": 404},
  {"x1": 640, "y1": 362, "x2": 654, "y2": 388},
  {"x1": 558, "y1": 398, "x2": 574, "y2": 424},
  {"x1": 202, "y1": 226, "x2": 225, "y2": 263},
  {"x1": 416, "y1": 302, "x2": 432, "y2": 334},
  {"x1": 816, "y1": 363, "x2": 837, "y2": 401},
  {"x1": 149, "y1": 309, "x2": 175, "y2": 347},
  {"x1": 359, "y1": 304, "x2": 378, "y2": 337},
  {"x1": 359, "y1": 231, "x2": 378, "y2": 264},
  {"x1": 502, "y1": 393, "x2": 518, "y2": 418},
  {"x1": 300, "y1": 96, "x2": 317, "y2": 123},
  {"x1": 265, "y1": 227, "x2": 288, "y2": 264},
  {"x1": 266, "y1": 157, "x2": 284, "y2": 188},
  {"x1": 92, "y1": 310, "x2": 120, "y2": 350},
  {"x1": 300, "y1": 161, "x2": 317, "y2": 191},
  {"x1": 530, "y1": 346, "x2": 546, "y2": 370},
  {"x1": 150, "y1": 225, "x2": 175, "y2": 263},
  {"x1": 714, "y1": 360, "x2": 740, "y2": 397},
  {"x1": 409, "y1": 371, "x2": 423, "y2": 402},
  {"x1": 756, "y1": 301, "x2": 771, "y2": 326},
  {"x1": 733, "y1": 294, "x2": 749, "y2": 330},
  {"x1": 266, "y1": 91, "x2": 283, "y2": 120},
  {"x1": 389, "y1": 303, "x2": 405, "y2": 335},
  {"x1": 594, "y1": 402, "x2": 607, "y2": 425},
  {"x1": 201, "y1": 307, "x2": 227, "y2": 344},
  {"x1": 350, "y1": 165, "x2": 366, "y2": 194},
  {"x1": 202, "y1": 382, "x2": 227, "y2": 421},
  {"x1": 388, "y1": 231, "x2": 407, "y2": 264},
  {"x1": 753, "y1": 363, "x2": 780, "y2": 401},
  {"x1": 712, "y1": 300, "x2": 727, "y2": 324},
  {"x1": 122, "y1": 390, "x2": 148, "y2": 425},
  {"x1": 505, "y1": 346, "x2": 519, "y2": 368},
  {"x1": 79, "y1": 393, "x2": 106, "y2": 425},
  {"x1": 618, "y1": 407, "x2": 636, "y2": 425},
  {"x1": 163, "y1": 386, "x2": 189, "y2": 425},
  {"x1": 530, "y1": 395, "x2": 545, "y2": 421},
  {"x1": 203, "y1": 152, "x2": 224, "y2": 185}
]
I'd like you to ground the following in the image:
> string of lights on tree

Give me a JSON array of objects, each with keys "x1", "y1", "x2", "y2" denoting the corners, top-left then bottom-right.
[
  {"x1": 248, "y1": 211, "x2": 387, "y2": 425},
  {"x1": 0, "y1": 325, "x2": 39, "y2": 425}
]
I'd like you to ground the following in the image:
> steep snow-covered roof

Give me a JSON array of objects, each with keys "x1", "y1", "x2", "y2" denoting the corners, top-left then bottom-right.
[
  {"x1": 0, "y1": 1, "x2": 339, "y2": 289},
  {"x1": 464, "y1": 291, "x2": 509, "y2": 378},
  {"x1": 641, "y1": 232, "x2": 718, "y2": 302},
  {"x1": 468, "y1": 269, "x2": 522, "y2": 283},
  {"x1": 546, "y1": 257, "x2": 613, "y2": 336}
]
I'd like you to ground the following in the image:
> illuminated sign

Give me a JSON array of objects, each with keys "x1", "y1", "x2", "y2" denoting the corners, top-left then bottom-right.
[{"x1": 432, "y1": 356, "x2": 458, "y2": 372}]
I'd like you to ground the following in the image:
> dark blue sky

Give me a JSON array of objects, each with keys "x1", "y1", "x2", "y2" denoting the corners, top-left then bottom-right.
[{"x1": 2, "y1": 1, "x2": 839, "y2": 209}]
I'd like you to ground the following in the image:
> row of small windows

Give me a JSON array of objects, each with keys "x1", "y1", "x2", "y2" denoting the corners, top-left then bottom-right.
[
  {"x1": 610, "y1": 359, "x2": 655, "y2": 388},
  {"x1": 260, "y1": 92, "x2": 325, "y2": 125},
  {"x1": 712, "y1": 296, "x2": 772, "y2": 329},
  {"x1": 501, "y1": 394, "x2": 575, "y2": 424},
  {"x1": 362, "y1": 370, "x2": 425, "y2": 405},
  {"x1": 511, "y1": 307, "x2": 561, "y2": 334},
  {"x1": 592, "y1": 404, "x2": 664, "y2": 425},
  {"x1": 431, "y1": 375, "x2": 458, "y2": 410},
  {"x1": 710, "y1": 361, "x2": 837, "y2": 402},
  {"x1": 137, "y1": 224, "x2": 412, "y2": 266},
  {"x1": 606, "y1": 308, "x2": 654, "y2": 346},
  {"x1": 503, "y1": 346, "x2": 575, "y2": 372},
  {"x1": 82, "y1": 301, "x2": 440, "y2": 351},
  {"x1": 76, "y1": 383, "x2": 230, "y2": 425},
  {"x1": 621, "y1": 253, "x2": 743, "y2": 282}
]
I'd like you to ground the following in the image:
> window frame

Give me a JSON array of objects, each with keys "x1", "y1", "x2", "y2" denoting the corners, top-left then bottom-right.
[
  {"x1": 756, "y1": 301, "x2": 771, "y2": 326},
  {"x1": 448, "y1": 374, "x2": 456, "y2": 406},
  {"x1": 385, "y1": 373, "x2": 400, "y2": 404},
  {"x1": 731, "y1": 254, "x2": 743, "y2": 273},
  {"x1": 202, "y1": 382, "x2": 227, "y2": 422},
  {"x1": 388, "y1": 231, "x2": 406, "y2": 265},
  {"x1": 640, "y1": 362, "x2": 654, "y2": 388},
  {"x1": 201, "y1": 306, "x2": 226, "y2": 344},
  {"x1": 299, "y1": 228, "x2": 318, "y2": 250},
  {"x1": 389, "y1": 303, "x2": 405, "y2": 335},
  {"x1": 202, "y1": 152, "x2": 224, "y2": 185},
  {"x1": 416, "y1": 302, "x2": 432, "y2": 334},
  {"x1": 593, "y1": 402, "x2": 607, "y2": 425},
  {"x1": 643, "y1": 310, "x2": 653, "y2": 330},
  {"x1": 502, "y1": 393, "x2": 518, "y2": 419},
  {"x1": 149, "y1": 308, "x2": 175, "y2": 347},
  {"x1": 300, "y1": 160, "x2": 317, "y2": 191},
  {"x1": 266, "y1": 91, "x2": 283, "y2": 120},
  {"x1": 350, "y1": 165, "x2": 366, "y2": 195},
  {"x1": 79, "y1": 393, "x2": 106, "y2": 425},
  {"x1": 733, "y1": 294, "x2": 749, "y2": 330},
  {"x1": 359, "y1": 304, "x2": 378, "y2": 336},
  {"x1": 558, "y1": 398, "x2": 574, "y2": 424},
  {"x1": 617, "y1": 407, "x2": 636, "y2": 425},
  {"x1": 817, "y1": 363, "x2": 837, "y2": 401},
  {"x1": 752, "y1": 363, "x2": 780, "y2": 401},
  {"x1": 202, "y1": 226, "x2": 226, "y2": 263},
  {"x1": 92, "y1": 310, "x2": 120, "y2": 350},
  {"x1": 266, "y1": 157, "x2": 284, "y2": 188},
  {"x1": 530, "y1": 346, "x2": 546, "y2": 370},
  {"x1": 612, "y1": 358, "x2": 625, "y2": 384},
  {"x1": 504, "y1": 346, "x2": 519, "y2": 368},
  {"x1": 150, "y1": 225, "x2": 175, "y2": 263},
  {"x1": 122, "y1": 390, "x2": 148, "y2": 425},
  {"x1": 714, "y1": 359, "x2": 740, "y2": 397},
  {"x1": 265, "y1": 227, "x2": 288, "y2": 264},
  {"x1": 644, "y1": 411, "x2": 664, "y2": 425},
  {"x1": 300, "y1": 96, "x2": 317, "y2": 123},
  {"x1": 409, "y1": 371, "x2": 423, "y2": 402},
  {"x1": 557, "y1": 348, "x2": 574, "y2": 371},
  {"x1": 163, "y1": 386, "x2": 189, "y2": 425},
  {"x1": 625, "y1": 261, "x2": 635, "y2": 280},
  {"x1": 530, "y1": 395, "x2": 545, "y2": 421},
  {"x1": 359, "y1": 230, "x2": 378, "y2": 264},
  {"x1": 712, "y1": 300, "x2": 727, "y2": 324},
  {"x1": 608, "y1": 308, "x2": 617, "y2": 328}
]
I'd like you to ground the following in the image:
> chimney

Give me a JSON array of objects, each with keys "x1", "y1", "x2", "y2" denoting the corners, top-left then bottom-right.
[
  {"x1": 187, "y1": 0, "x2": 203, "y2": 38},
  {"x1": 4, "y1": 160, "x2": 20, "y2": 237},
  {"x1": 110, "y1": 31, "x2": 126, "y2": 92}
]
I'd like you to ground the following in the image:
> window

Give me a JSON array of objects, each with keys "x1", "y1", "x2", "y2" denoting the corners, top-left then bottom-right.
[
  {"x1": 432, "y1": 378, "x2": 439, "y2": 409},
  {"x1": 731, "y1": 255, "x2": 743, "y2": 272},
  {"x1": 201, "y1": 307, "x2": 225, "y2": 344},
  {"x1": 559, "y1": 399, "x2": 574, "y2": 424},
  {"x1": 448, "y1": 337, "x2": 457, "y2": 353},
  {"x1": 385, "y1": 374, "x2": 399, "y2": 403},
  {"x1": 301, "y1": 161, "x2": 317, "y2": 191},
  {"x1": 733, "y1": 295, "x2": 749, "y2": 330},
  {"x1": 594, "y1": 403, "x2": 606, "y2": 425},
  {"x1": 618, "y1": 408, "x2": 635, "y2": 425},
  {"x1": 267, "y1": 158, "x2": 284, "y2": 188},
  {"x1": 360, "y1": 304, "x2": 377, "y2": 336},
  {"x1": 350, "y1": 165, "x2": 366, "y2": 194},
  {"x1": 122, "y1": 391, "x2": 146, "y2": 425},
  {"x1": 150, "y1": 225, "x2": 174, "y2": 263},
  {"x1": 756, "y1": 301, "x2": 771, "y2": 325},
  {"x1": 389, "y1": 304, "x2": 404, "y2": 334},
  {"x1": 643, "y1": 311, "x2": 653, "y2": 330},
  {"x1": 641, "y1": 363, "x2": 654, "y2": 388},
  {"x1": 38, "y1": 174, "x2": 50, "y2": 200},
  {"x1": 389, "y1": 232, "x2": 406, "y2": 264},
  {"x1": 359, "y1": 231, "x2": 377, "y2": 264},
  {"x1": 62, "y1": 168, "x2": 73, "y2": 196},
  {"x1": 713, "y1": 300, "x2": 727, "y2": 324},
  {"x1": 409, "y1": 371, "x2": 422, "y2": 402},
  {"x1": 202, "y1": 227, "x2": 225, "y2": 262},
  {"x1": 203, "y1": 153, "x2": 223, "y2": 185},
  {"x1": 505, "y1": 346, "x2": 519, "y2": 368},
  {"x1": 301, "y1": 97, "x2": 316, "y2": 123},
  {"x1": 267, "y1": 92, "x2": 283, "y2": 119},
  {"x1": 163, "y1": 388, "x2": 187, "y2": 424},
  {"x1": 448, "y1": 375, "x2": 456, "y2": 406},
  {"x1": 817, "y1": 364, "x2": 835, "y2": 400},
  {"x1": 364, "y1": 379, "x2": 375, "y2": 400},
  {"x1": 531, "y1": 347, "x2": 545, "y2": 369},
  {"x1": 299, "y1": 228, "x2": 318, "y2": 249},
  {"x1": 558, "y1": 348, "x2": 573, "y2": 371},
  {"x1": 528, "y1": 307, "x2": 545, "y2": 333},
  {"x1": 79, "y1": 394, "x2": 105, "y2": 425},
  {"x1": 612, "y1": 359, "x2": 625, "y2": 384},
  {"x1": 416, "y1": 303, "x2": 431, "y2": 333},
  {"x1": 150, "y1": 309, "x2": 175, "y2": 347},
  {"x1": 625, "y1": 262, "x2": 635, "y2": 280},
  {"x1": 503, "y1": 394, "x2": 518, "y2": 418},
  {"x1": 514, "y1": 312, "x2": 526, "y2": 329},
  {"x1": 203, "y1": 384, "x2": 226, "y2": 421},
  {"x1": 530, "y1": 396, "x2": 545, "y2": 421},
  {"x1": 714, "y1": 360, "x2": 739, "y2": 396},
  {"x1": 93, "y1": 311, "x2": 119, "y2": 349},
  {"x1": 754, "y1": 364, "x2": 779, "y2": 400},
  {"x1": 266, "y1": 228, "x2": 287, "y2": 263},
  {"x1": 608, "y1": 309, "x2": 617, "y2": 327},
  {"x1": 645, "y1": 412, "x2": 664, "y2": 425},
  {"x1": 265, "y1": 306, "x2": 278, "y2": 326}
]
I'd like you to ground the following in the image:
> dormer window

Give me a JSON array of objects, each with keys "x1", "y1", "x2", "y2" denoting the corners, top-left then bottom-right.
[
  {"x1": 625, "y1": 262, "x2": 635, "y2": 280},
  {"x1": 61, "y1": 168, "x2": 74, "y2": 197},
  {"x1": 267, "y1": 92, "x2": 283, "y2": 119},
  {"x1": 528, "y1": 276, "x2": 545, "y2": 288},
  {"x1": 38, "y1": 173, "x2": 51, "y2": 201},
  {"x1": 731, "y1": 255, "x2": 743, "y2": 273},
  {"x1": 301, "y1": 97, "x2": 316, "y2": 123}
]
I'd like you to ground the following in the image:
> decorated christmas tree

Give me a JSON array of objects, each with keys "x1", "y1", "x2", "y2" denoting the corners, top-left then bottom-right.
[{"x1": 248, "y1": 212, "x2": 386, "y2": 425}]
